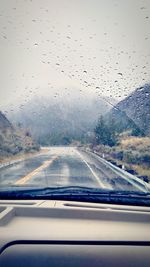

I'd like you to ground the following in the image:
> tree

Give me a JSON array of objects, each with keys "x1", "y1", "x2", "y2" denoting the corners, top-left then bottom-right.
[
  {"x1": 94, "y1": 115, "x2": 117, "y2": 146},
  {"x1": 131, "y1": 126, "x2": 145, "y2": 137}
]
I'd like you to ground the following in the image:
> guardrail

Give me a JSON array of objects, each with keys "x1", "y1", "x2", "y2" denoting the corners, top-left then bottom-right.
[{"x1": 83, "y1": 148, "x2": 150, "y2": 192}]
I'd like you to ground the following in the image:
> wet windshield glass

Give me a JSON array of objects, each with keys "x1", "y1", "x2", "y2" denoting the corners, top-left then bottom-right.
[{"x1": 0, "y1": 0, "x2": 150, "y2": 202}]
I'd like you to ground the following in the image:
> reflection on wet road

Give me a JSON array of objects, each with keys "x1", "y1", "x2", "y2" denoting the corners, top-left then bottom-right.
[{"x1": 0, "y1": 147, "x2": 147, "y2": 192}]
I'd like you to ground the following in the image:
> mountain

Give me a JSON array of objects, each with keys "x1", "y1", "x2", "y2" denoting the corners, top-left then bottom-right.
[
  {"x1": 107, "y1": 84, "x2": 150, "y2": 136},
  {"x1": 0, "y1": 111, "x2": 39, "y2": 160},
  {"x1": 7, "y1": 93, "x2": 116, "y2": 145},
  {"x1": 0, "y1": 111, "x2": 12, "y2": 129}
]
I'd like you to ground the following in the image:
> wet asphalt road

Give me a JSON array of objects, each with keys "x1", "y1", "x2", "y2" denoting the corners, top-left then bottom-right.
[{"x1": 0, "y1": 147, "x2": 146, "y2": 192}]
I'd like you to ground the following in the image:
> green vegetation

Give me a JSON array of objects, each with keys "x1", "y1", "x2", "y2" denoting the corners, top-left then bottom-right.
[
  {"x1": 94, "y1": 115, "x2": 117, "y2": 146},
  {"x1": 38, "y1": 132, "x2": 72, "y2": 146},
  {"x1": 38, "y1": 129, "x2": 94, "y2": 146}
]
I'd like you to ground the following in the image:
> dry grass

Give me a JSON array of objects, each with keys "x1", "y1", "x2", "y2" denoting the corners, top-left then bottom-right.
[
  {"x1": 133, "y1": 165, "x2": 150, "y2": 178},
  {"x1": 92, "y1": 136, "x2": 150, "y2": 182},
  {"x1": 120, "y1": 136, "x2": 150, "y2": 150}
]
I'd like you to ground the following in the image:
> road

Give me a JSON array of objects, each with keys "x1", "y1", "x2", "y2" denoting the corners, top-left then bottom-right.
[{"x1": 0, "y1": 147, "x2": 147, "y2": 192}]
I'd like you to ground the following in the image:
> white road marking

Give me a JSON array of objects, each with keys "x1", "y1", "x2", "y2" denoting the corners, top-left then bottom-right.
[{"x1": 76, "y1": 150, "x2": 106, "y2": 188}]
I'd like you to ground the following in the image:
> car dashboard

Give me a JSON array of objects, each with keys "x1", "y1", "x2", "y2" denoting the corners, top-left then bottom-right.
[{"x1": 0, "y1": 199, "x2": 150, "y2": 267}]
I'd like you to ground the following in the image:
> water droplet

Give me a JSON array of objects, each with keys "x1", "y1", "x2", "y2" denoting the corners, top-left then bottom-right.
[{"x1": 2, "y1": 35, "x2": 7, "y2": 39}]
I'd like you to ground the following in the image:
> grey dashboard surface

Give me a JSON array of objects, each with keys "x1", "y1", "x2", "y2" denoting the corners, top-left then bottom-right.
[
  {"x1": 1, "y1": 245, "x2": 150, "y2": 267},
  {"x1": 0, "y1": 200, "x2": 150, "y2": 266}
]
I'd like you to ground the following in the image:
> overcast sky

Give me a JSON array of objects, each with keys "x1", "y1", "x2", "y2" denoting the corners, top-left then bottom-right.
[{"x1": 0, "y1": 0, "x2": 150, "y2": 111}]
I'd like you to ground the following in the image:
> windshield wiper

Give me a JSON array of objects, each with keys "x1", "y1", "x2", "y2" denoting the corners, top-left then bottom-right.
[{"x1": 0, "y1": 186, "x2": 150, "y2": 206}]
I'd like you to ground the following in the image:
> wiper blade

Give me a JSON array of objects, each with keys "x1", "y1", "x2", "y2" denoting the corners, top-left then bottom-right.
[
  {"x1": 0, "y1": 185, "x2": 150, "y2": 195},
  {"x1": 0, "y1": 185, "x2": 106, "y2": 196},
  {"x1": 0, "y1": 186, "x2": 150, "y2": 206}
]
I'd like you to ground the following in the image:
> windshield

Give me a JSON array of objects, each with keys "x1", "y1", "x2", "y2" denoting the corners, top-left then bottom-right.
[{"x1": 0, "y1": 0, "x2": 150, "y2": 205}]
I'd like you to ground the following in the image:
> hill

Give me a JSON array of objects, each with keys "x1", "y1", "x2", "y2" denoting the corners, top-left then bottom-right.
[
  {"x1": 107, "y1": 84, "x2": 150, "y2": 136},
  {"x1": 0, "y1": 111, "x2": 39, "y2": 160},
  {"x1": 0, "y1": 111, "x2": 12, "y2": 129},
  {"x1": 92, "y1": 84, "x2": 150, "y2": 181},
  {"x1": 8, "y1": 92, "x2": 116, "y2": 145}
]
